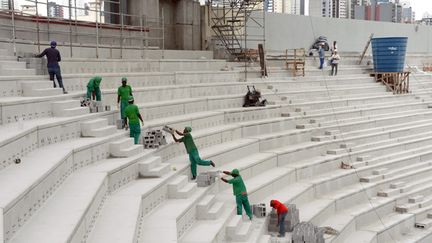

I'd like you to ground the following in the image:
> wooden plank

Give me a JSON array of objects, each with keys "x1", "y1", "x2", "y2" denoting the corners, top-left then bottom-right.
[
  {"x1": 359, "y1": 33, "x2": 374, "y2": 65},
  {"x1": 258, "y1": 44, "x2": 268, "y2": 77}
]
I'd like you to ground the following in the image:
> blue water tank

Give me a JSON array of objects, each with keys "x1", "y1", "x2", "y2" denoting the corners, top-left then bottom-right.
[{"x1": 371, "y1": 37, "x2": 408, "y2": 72}]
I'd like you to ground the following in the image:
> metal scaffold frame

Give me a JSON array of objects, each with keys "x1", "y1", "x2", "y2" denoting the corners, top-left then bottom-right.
[
  {"x1": 208, "y1": 0, "x2": 265, "y2": 62},
  {"x1": 0, "y1": 0, "x2": 165, "y2": 58}
]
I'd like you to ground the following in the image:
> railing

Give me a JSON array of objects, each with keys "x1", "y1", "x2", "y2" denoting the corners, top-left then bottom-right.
[{"x1": 0, "y1": 0, "x2": 164, "y2": 58}]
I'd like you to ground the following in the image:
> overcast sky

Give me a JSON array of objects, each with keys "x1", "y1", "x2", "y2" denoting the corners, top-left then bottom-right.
[{"x1": 410, "y1": 0, "x2": 432, "y2": 19}]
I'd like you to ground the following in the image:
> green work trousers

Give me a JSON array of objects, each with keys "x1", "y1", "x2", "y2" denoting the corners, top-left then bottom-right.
[
  {"x1": 236, "y1": 194, "x2": 253, "y2": 220},
  {"x1": 120, "y1": 100, "x2": 128, "y2": 119},
  {"x1": 129, "y1": 123, "x2": 141, "y2": 144},
  {"x1": 86, "y1": 87, "x2": 101, "y2": 101},
  {"x1": 188, "y1": 149, "x2": 211, "y2": 177}
]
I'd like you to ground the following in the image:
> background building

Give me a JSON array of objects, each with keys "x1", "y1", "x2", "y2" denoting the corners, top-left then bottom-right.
[
  {"x1": 47, "y1": 1, "x2": 64, "y2": 18},
  {"x1": 1, "y1": 0, "x2": 10, "y2": 10}
]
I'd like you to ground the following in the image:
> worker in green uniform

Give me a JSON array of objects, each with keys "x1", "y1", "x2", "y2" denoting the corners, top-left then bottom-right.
[
  {"x1": 117, "y1": 77, "x2": 133, "y2": 126},
  {"x1": 86, "y1": 76, "x2": 102, "y2": 101},
  {"x1": 171, "y1": 126, "x2": 215, "y2": 180},
  {"x1": 124, "y1": 96, "x2": 144, "y2": 144},
  {"x1": 221, "y1": 169, "x2": 253, "y2": 220}
]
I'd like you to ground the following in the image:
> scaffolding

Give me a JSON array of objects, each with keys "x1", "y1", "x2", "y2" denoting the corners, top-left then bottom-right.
[
  {"x1": 208, "y1": 0, "x2": 265, "y2": 61},
  {"x1": 0, "y1": 0, "x2": 164, "y2": 58}
]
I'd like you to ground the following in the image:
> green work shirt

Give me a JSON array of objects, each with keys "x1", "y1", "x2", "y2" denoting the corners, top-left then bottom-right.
[
  {"x1": 118, "y1": 85, "x2": 132, "y2": 101},
  {"x1": 124, "y1": 104, "x2": 140, "y2": 125},
  {"x1": 179, "y1": 133, "x2": 197, "y2": 154},
  {"x1": 87, "y1": 77, "x2": 102, "y2": 90},
  {"x1": 228, "y1": 175, "x2": 247, "y2": 196}
]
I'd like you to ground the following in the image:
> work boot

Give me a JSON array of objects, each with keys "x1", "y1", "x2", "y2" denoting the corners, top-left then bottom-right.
[
  {"x1": 63, "y1": 90, "x2": 68, "y2": 94},
  {"x1": 277, "y1": 234, "x2": 285, "y2": 238},
  {"x1": 191, "y1": 176, "x2": 196, "y2": 180},
  {"x1": 210, "y1": 161, "x2": 215, "y2": 167}
]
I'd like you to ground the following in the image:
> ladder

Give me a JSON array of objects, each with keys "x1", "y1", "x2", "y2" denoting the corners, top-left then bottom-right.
[{"x1": 358, "y1": 33, "x2": 374, "y2": 65}]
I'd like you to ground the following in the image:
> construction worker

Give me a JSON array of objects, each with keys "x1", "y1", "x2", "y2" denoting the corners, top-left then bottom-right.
[
  {"x1": 117, "y1": 77, "x2": 133, "y2": 126},
  {"x1": 270, "y1": 200, "x2": 288, "y2": 237},
  {"x1": 221, "y1": 169, "x2": 253, "y2": 220},
  {"x1": 171, "y1": 127, "x2": 215, "y2": 179},
  {"x1": 124, "y1": 96, "x2": 144, "y2": 144},
  {"x1": 86, "y1": 76, "x2": 102, "y2": 101},
  {"x1": 35, "y1": 40, "x2": 67, "y2": 94}
]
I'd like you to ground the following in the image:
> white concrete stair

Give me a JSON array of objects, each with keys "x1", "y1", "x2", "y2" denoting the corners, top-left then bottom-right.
[
  {"x1": 0, "y1": 60, "x2": 26, "y2": 69},
  {"x1": 138, "y1": 156, "x2": 171, "y2": 178},
  {"x1": 196, "y1": 194, "x2": 224, "y2": 220},
  {"x1": 52, "y1": 100, "x2": 89, "y2": 117},
  {"x1": 225, "y1": 215, "x2": 252, "y2": 242},
  {"x1": 21, "y1": 80, "x2": 63, "y2": 97},
  {"x1": 167, "y1": 175, "x2": 197, "y2": 199},
  {"x1": 81, "y1": 118, "x2": 116, "y2": 137},
  {"x1": 109, "y1": 138, "x2": 143, "y2": 158},
  {"x1": 0, "y1": 68, "x2": 36, "y2": 76}
]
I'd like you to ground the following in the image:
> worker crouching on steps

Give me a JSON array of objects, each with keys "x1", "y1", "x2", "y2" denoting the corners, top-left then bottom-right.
[
  {"x1": 124, "y1": 96, "x2": 144, "y2": 144},
  {"x1": 221, "y1": 169, "x2": 253, "y2": 220},
  {"x1": 86, "y1": 76, "x2": 102, "y2": 101},
  {"x1": 171, "y1": 126, "x2": 215, "y2": 180},
  {"x1": 270, "y1": 199, "x2": 288, "y2": 237}
]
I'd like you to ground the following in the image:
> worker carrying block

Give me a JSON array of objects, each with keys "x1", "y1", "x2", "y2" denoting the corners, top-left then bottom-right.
[
  {"x1": 86, "y1": 76, "x2": 103, "y2": 101},
  {"x1": 221, "y1": 169, "x2": 253, "y2": 220},
  {"x1": 171, "y1": 126, "x2": 216, "y2": 180},
  {"x1": 270, "y1": 200, "x2": 288, "y2": 237},
  {"x1": 124, "y1": 96, "x2": 144, "y2": 144}
]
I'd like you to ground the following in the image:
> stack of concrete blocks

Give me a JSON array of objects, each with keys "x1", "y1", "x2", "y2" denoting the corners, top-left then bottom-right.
[
  {"x1": 251, "y1": 203, "x2": 266, "y2": 218},
  {"x1": 80, "y1": 98, "x2": 104, "y2": 113},
  {"x1": 292, "y1": 222, "x2": 325, "y2": 243},
  {"x1": 196, "y1": 171, "x2": 219, "y2": 187},
  {"x1": 143, "y1": 129, "x2": 167, "y2": 149},
  {"x1": 268, "y1": 204, "x2": 300, "y2": 233}
]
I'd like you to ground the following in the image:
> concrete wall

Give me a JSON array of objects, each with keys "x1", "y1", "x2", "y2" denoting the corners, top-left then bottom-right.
[
  {"x1": 160, "y1": 0, "x2": 201, "y2": 50},
  {"x1": 248, "y1": 13, "x2": 432, "y2": 54}
]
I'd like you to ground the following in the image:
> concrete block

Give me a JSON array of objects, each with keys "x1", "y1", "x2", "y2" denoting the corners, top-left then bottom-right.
[
  {"x1": 296, "y1": 124, "x2": 311, "y2": 129},
  {"x1": 372, "y1": 168, "x2": 389, "y2": 175},
  {"x1": 356, "y1": 156, "x2": 370, "y2": 162},
  {"x1": 311, "y1": 136, "x2": 331, "y2": 142},
  {"x1": 395, "y1": 204, "x2": 418, "y2": 213},
  {"x1": 409, "y1": 195, "x2": 425, "y2": 203},
  {"x1": 340, "y1": 142, "x2": 355, "y2": 149},
  {"x1": 415, "y1": 218, "x2": 432, "y2": 229},
  {"x1": 325, "y1": 130, "x2": 340, "y2": 136}
]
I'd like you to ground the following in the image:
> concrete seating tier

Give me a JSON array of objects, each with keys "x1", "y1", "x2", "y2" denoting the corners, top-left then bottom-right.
[
  {"x1": 2, "y1": 47, "x2": 432, "y2": 243},
  {"x1": 0, "y1": 74, "x2": 394, "y2": 126},
  {"x1": 1, "y1": 99, "x2": 295, "y2": 242},
  {"x1": 59, "y1": 58, "x2": 229, "y2": 74},
  {"x1": 87, "y1": 105, "x2": 432, "y2": 243},
  {"x1": 0, "y1": 70, "x2": 243, "y2": 98}
]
